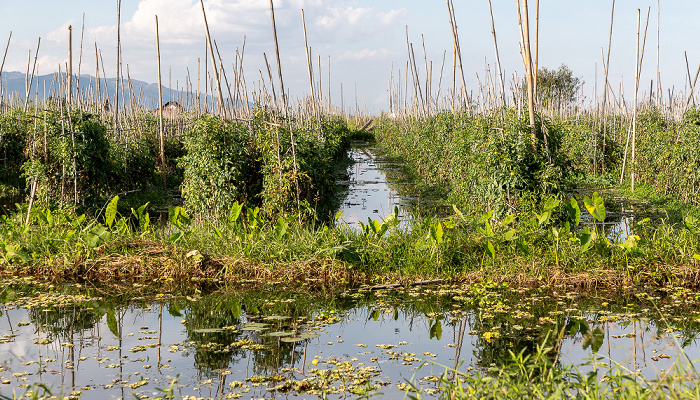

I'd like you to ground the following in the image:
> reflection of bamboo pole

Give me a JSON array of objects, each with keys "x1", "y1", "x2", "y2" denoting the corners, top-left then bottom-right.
[
  {"x1": 157, "y1": 303, "x2": 163, "y2": 368},
  {"x1": 302, "y1": 340, "x2": 308, "y2": 373},
  {"x1": 453, "y1": 316, "x2": 467, "y2": 373}
]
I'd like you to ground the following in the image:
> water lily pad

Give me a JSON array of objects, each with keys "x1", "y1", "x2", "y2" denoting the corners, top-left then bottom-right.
[
  {"x1": 280, "y1": 332, "x2": 320, "y2": 342},
  {"x1": 267, "y1": 331, "x2": 294, "y2": 337},
  {"x1": 193, "y1": 328, "x2": 225, "y2": 334},
  {"x1": 264, "y1": 315, "x2": 290, "y2": 321},
  {"x1": 241, "y1": 322, "x2": 268, "y2": 331}
]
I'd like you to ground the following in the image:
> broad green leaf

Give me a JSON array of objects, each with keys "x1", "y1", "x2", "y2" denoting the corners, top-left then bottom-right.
[
  {"x1": 684, "y1": 216, "x2": 698, "y2": 234},
  {"x1": 106, "y1": 310, "x2": 119, "y2": 338},
  {"x1": 213, "y1": 227, "x2": 223, "y2": 239},
  {"x1": 229, "y1": 202, "x2": 243, "y2": 225},
  {"x1": 567, "y1": 198, "x2": 581, "y2": 226},
  {"x1": 334, "y1": 210, "x2": 344, "y2": 223},
  {"x1": 583, "y1": 192, "x2": 606, "y2": 223},
  {"x1": 502, "y1": 228, "x2": 518, "y2": 241},
  {"x1": 503, "y1": 214, "x2": 515, "y2": 225},
  {"x1": 516, "y1": 240, "x2": 530, "y2": 255},
  {"x1": 168, "y1": 231, "x2": 185, "y2": 243},
  {"x1": 619, "y1": 235, "x2": 640, "y2": 252},
  {"x1": 274, "y1": 217, "x2": 289, "y2": 240},
  {"x1": 693, "y1": 254, "x2": 700, "y2": 260},
  {"x1": 115, "y1": 217, "x2": 129, "y2": 236},
  {"x1": 430, "y1": 222, "x2": 444, "y2": 245},
  {"x1": 106, "y1": 196, "x2": 119, "y2": 229},
  {"x1": 536, "y1": 209, "x2": 552, "y2": 226},
  {"x1": 452, "y1": 204, "x2": 466, "y2": 221},
  {"x1": 45, "y1": 209, "x2": 54, "y2": 226},
  {"x1": 480, "y1": 220, "x2": 494, "y2": 237},
  {"x1": 86, "y1": 224, "x2": 110, "y2": 248},
  {"x1": 478, "y1": 210, "x2": 494, "y2": 225},
  {"x1": 484, "y1": 241, "x2": 496, "y2": 259},
  {"x1": 579, "y1": 228, "x2": 593, "y2": 253}
]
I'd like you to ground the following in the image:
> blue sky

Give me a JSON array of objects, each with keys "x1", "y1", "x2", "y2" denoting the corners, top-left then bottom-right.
[{"x1": 1, "y1": 0, "x2": 699, "y2": 113}]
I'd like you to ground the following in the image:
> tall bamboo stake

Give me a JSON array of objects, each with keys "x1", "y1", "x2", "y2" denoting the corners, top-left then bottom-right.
[
  {"x1": 115, "y1": 0, "x2": 121, "y2": 135},
  {"x1": 631, "y1": 9, "x2": 641, "y2": 193},
  {"x1": 533, "y1": 0, "x2": 539, "y2": 101},
  {"x1": 24, "y1": 39, "x2": 40, "y2": 113},
  {"x1": 67, "y1": 25, "x2": 72, "y2": 105},
  {"x1": 199, "y1": 0, "x2": 224, "y2": 114},
  {"x1": 601, "y1": 0, "x2": 615, "y2": 173},
  {"x1": 155, "y1": 16, "x2": 166, "y2": 191},
  {"x1": 446, "y1": 0, "x2": 467, "y2": 109},
  {"x1": 269, "y1": 0, "x2": 287, "y2": 111},
  {"x1": 517, "y1": 0, "x2": 537, "y2": 151},
  {"x1": 301, "y1": 10, "x2": 317, "y2": 116},
  {"x1": 487, "y1": 0, "x2": 506, "y2": 106}
]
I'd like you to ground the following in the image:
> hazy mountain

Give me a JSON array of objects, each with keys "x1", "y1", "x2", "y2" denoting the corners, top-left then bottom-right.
[{"x1": 0, "y1": 71, "x2": 213, "y2": 109}]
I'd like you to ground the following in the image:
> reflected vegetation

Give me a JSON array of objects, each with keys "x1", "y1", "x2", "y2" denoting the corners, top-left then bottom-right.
[{"x1": 1, "y1": 278, "x2": 700, "y2": 398}]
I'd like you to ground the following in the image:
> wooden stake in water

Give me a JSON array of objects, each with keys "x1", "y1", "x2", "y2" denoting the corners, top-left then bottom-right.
[{"x1": 155, "y1": 15, "x2": 166, "y2": 191}]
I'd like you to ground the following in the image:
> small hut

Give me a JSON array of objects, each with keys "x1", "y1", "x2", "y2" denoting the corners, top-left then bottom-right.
[{"x1": 154, "y1": 101, "x2": 184, "y2": 116}]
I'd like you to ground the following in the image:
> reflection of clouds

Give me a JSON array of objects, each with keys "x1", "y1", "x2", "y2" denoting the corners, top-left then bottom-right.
[{"x1": 0, "y1": 309, "x2": 31, "y2": 360}]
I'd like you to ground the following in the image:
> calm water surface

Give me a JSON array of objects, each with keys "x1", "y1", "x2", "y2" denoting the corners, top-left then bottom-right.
[{"x1": 1, "y1": 281, "x2": 699, "y2": 399}]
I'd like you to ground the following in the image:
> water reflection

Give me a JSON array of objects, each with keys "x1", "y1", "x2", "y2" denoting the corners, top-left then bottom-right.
[
  {"x1": 337, "y1": 143, "x2": 449, "y2": 230},
  {"x1": 1, "y1": 282, "x2": 699, "y2": 399}
]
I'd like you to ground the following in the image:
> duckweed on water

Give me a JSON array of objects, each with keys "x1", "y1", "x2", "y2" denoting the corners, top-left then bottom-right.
[{"x1": 2, "y1": 279, "x2": 700, "y2": 398}]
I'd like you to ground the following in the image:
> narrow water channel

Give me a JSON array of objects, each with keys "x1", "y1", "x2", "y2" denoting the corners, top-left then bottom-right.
[{"x1": 336, "y1": 142, "x2": 447, "y2": 229}]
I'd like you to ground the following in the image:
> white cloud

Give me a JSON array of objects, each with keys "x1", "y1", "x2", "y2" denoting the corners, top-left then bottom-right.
[
  {"x1": 379, "y1": 8, "x2": 407, "y2": 26},
  {"x1": 338, "y1": 48, "x2": 394, "y2": 61}
]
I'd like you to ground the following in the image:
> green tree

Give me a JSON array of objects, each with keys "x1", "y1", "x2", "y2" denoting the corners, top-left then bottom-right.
[{"x1": 536, "y1": 64, "x2": 582, "y2": 109}]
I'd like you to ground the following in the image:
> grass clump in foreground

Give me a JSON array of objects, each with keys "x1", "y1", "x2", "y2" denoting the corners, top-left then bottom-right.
[
  {"x1": 0, "y1": 188, "x2": 699, "y2": 289},
  {"x1": 407, "y1": 342, "x2": 700, "y2": 399}
]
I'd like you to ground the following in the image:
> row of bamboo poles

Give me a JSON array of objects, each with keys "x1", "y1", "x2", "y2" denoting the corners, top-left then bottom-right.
[
  {"x1": 0, "y1": 0, "x2": 373, "y2": 214},
  {"x1": 387, "y1": 0, "x2": 697, "y2": 192}
]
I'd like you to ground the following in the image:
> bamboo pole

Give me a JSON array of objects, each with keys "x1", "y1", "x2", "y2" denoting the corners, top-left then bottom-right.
[
  {"x1": 301, "y1": 10, "x2": 317, "y2": 116},
  {"x1": 269, "y1": 0, "x2": 287, "y2": 111},
  {"x1": 533, "y1": 0, "x2": 539, "y2": 101},
  {"x1": 446, "y1": 0, "x2": 468, "y2": 109},
  {"x1": 631, "y1": 9, "x2": 641, "y2": 192},
  {"x1": 487, "y1": 0, "x2": 506, "y2": 107},
  {"x1": 601, "y1": 0, "x2": 615, "y2": 173},
  {"x1": 0, "y1": 32, "x2": 11, "y2": 89},
  {"x1": 199, "y1": 0, "x2": 224, "y2": 114},
  {"x1": 24, "y1": 39, "x2": 40, "y2": 113},
  {"x1": 516, "y1": 0, "x2": 537, "y2": 151},
  {"x1": 68, "y1": 25, "x2": 72, "y2": 105},
  {"x1": 115, "y1": 0, "x2": 121, "y2": 135},
  {"x1": 155, "y1": 16, "x2": 166, "y2": 191}
]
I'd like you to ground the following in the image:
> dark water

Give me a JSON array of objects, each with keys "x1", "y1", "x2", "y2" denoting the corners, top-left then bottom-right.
[{"x1": 1, "y1": 280, "x2": 700, "y2": 399}]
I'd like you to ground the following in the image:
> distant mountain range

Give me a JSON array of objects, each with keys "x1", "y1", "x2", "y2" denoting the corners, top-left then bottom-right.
[{"x1": 0, "y1": 71, "x2": 216, "y2": 109}]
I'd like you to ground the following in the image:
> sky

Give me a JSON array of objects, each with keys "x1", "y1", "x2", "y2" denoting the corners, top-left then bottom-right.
[{"x1": 1, "y1": 0, "x2": 700, "y2": 114}]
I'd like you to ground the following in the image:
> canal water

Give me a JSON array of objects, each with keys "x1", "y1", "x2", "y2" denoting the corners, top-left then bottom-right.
[
  {"x1": 336, "y1": 142, "x2": 448, "y2": 230},
  {"x1": 1, "y1": 280, "x2": 699, "y2": 399}
]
